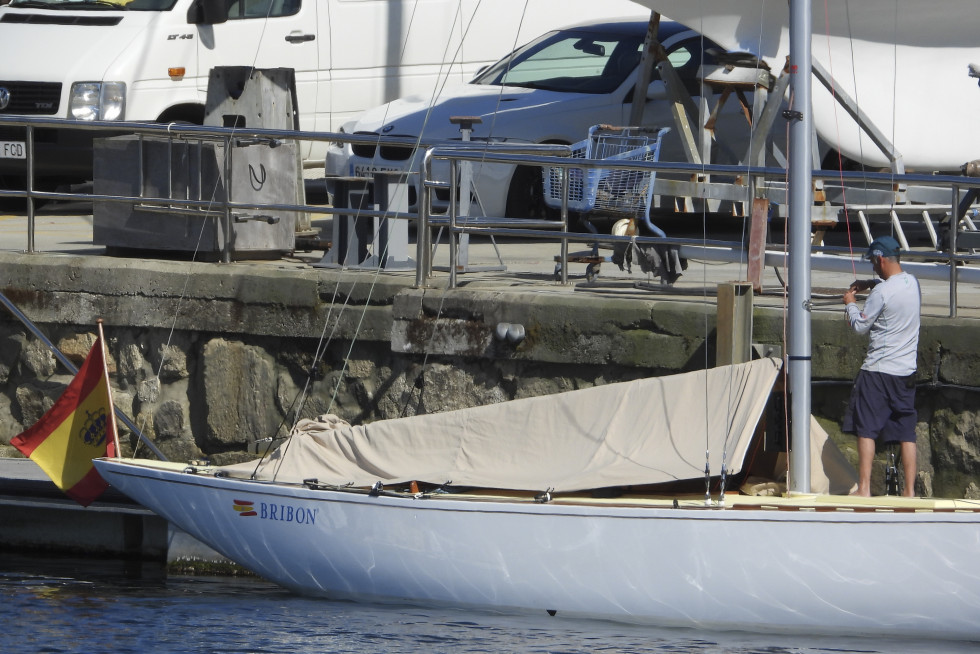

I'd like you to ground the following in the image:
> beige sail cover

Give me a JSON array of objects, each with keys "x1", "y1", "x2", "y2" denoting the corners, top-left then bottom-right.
[{"x1": 222, "y1": 358, "x2": 782, "y2": 492}]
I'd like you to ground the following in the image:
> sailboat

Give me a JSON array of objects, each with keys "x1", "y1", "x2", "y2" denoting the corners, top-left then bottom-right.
[
  {"x1": 93, "y1": 1, "x2": 980, "y2": 641},
  {"x1": 628, "y1": 0, "x2": 980, "y2": 171}
]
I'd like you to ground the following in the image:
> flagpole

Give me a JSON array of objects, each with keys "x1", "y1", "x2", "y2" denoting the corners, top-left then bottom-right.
[
  {"x1": 97, "y1": 320, "x2": 122, "y2": 459},
  {"x1": 0, "y1": 290, "x2": 168, "y2": 461}
]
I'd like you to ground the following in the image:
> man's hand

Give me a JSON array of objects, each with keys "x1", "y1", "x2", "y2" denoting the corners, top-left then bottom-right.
[{"x1": 843, "y1": 288, "x2": 857, "y2": 305}]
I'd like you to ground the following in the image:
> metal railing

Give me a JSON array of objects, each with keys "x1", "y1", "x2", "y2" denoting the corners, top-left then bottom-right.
[
  {"x1": 421, "y1": 144, "x2": 980, "y2": 316},
  {"x1": 5, "y1": 115, "x2": 980, "y2": 316},
  {"x1": 1, "y1": 115, "x2": 432, "y2": 261}
]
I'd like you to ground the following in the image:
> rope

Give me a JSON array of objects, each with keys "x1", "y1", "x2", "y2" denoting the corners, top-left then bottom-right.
[
  {"x1": 134, "y1": 3, "x2": 279, "y2": 457},
  {"x1": 715, "y1": 0, "x2": 771, "y2": 503},
  {"x1": 267, "y1": 0, "x2": 505, "y2": 475}
]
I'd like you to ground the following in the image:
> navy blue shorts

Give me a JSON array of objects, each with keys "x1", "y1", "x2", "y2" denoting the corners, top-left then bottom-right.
[{"x1": 842, "y1": 369, "x2": 917, "y2": 442}]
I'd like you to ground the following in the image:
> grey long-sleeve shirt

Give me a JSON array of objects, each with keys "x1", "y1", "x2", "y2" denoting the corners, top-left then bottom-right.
[{"x1": 844, "y1": 271, "x2": 920, "y2": 376}]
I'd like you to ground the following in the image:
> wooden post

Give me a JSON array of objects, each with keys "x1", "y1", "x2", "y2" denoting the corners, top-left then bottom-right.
[
  {"x1": 628, "y1": 12, "x2": 662, "y2": 126},
  {"x1": 716, "y1": 282, "x2": 754, "y2": 366},
  {"x1": 747, "y1": 197, "x2": 769, "y2": 292}
]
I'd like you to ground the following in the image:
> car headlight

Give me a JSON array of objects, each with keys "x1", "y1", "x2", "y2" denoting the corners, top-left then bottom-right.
[{"x1": 69, "y1": 82, "x2": 126, "y2": 121}]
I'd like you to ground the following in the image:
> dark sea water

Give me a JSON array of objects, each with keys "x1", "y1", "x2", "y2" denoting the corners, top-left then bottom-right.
[{"x1": 0, "y1": 554, "x2": 974, "y2": 654}]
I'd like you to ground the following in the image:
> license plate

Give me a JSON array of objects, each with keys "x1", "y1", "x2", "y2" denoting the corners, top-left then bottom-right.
[
  {"x1": 352, "y1": 164, "x2": 402, "y2": 178},
  {"x1": 0, "y1": 141, "x2": 26, "y2": 159}
]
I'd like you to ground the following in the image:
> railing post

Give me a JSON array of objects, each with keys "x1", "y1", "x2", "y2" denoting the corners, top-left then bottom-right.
[
  {"x1": 222, "y1": 135, "x2": 233, "y2": 264},
  {"x1": 415, "y1": 150, "x2": 432, "y2": 288},
  {"x1": 560, "y1": 165, "x2": 569, "y2": 285},
  {"x1": 26, "y1": 125, "x2": 35, "y2": 254},
  {"x1": 950, "y1": 184, "x2": 959, "y2": 318},
  {"x1": 448, "y1": 159, "x2": 458, "y2": 289}
]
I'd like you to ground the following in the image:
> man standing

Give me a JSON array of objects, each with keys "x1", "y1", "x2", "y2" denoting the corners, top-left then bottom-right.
[{"x1": 842, "y1": 235, "x2": 921, "y2": 497}]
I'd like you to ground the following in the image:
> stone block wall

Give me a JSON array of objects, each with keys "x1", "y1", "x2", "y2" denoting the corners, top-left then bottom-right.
[
  {"x1": 0, "y1": 321, "x2": 666, "y2": 467},
  {"x1": 2, "y1": 310, "x2": 979, "y2": 498}
]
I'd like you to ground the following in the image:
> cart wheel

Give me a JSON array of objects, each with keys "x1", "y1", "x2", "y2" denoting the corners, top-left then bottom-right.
[
  {"x1": 586, "y1": 263, "x2": 599, "y2": 283},
  {"x1": 554, "y1": 263, "x2": 562, "y2": 281}
]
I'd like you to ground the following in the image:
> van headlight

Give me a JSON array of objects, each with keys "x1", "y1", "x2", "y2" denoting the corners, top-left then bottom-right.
[{"x1": 69, "y1": 82, "x2": 127, "y2": 121}]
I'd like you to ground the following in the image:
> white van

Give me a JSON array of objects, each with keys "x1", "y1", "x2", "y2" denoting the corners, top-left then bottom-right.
[{"x1": 0, "y1": 0, "x2": 644, "y2": 187}]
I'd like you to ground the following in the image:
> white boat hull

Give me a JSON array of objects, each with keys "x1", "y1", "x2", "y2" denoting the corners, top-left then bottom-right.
[
  {"x1": 630, "y1": 1, "x2": 980, "y2": 171},
  {"x1": 96, "y1": 458, "x2": 980, "y2": 641}
]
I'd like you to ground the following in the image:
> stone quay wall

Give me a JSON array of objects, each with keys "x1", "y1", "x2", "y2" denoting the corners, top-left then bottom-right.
[{"x1": 2, "y1": 252, "x2": 979, "y2": 498}]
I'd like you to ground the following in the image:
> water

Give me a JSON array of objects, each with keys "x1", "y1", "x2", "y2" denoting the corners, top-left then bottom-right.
[{"x1": 0, "y1": 555, "x2": 973, "y2": 654}]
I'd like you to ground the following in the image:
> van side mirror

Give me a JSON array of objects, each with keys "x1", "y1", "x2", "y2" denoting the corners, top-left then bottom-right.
[
  {"x1": 646, "y1": 80, "x2": 668, "y2": 101},
  {"x1": 188, "y1": 0, "x2": 229, "y2": 25}
]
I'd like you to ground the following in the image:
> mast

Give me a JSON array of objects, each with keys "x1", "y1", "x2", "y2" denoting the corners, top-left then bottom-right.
[{"x1": 787, "y1": 0, "x2": 812, "y2": 493}]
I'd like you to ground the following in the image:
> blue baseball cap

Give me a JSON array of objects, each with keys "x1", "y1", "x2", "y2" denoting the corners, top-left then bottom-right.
[{"x1": 864, "y1": 235, "x2": 902, "y2": 259}]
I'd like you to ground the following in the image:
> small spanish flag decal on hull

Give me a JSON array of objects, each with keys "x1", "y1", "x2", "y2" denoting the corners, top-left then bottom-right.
[{"x1": 233, "y1": 499, "x2": 256, "y2": 517}]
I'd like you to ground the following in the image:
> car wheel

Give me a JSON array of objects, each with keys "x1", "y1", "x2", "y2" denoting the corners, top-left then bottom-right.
[{"x1": 505, "y1": 165, "x2": 552, "y2": 219}]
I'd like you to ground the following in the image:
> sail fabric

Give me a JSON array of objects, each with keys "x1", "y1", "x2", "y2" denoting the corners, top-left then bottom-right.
[
  {"x1": 223, "y1": 358, "x2": 782, "y2": 492},
  {"x1": 11, "y1": 337, "x2": 117, "y2": 506}
]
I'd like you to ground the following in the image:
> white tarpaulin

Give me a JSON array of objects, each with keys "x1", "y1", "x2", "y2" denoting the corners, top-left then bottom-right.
[{"x1": 222, "y1": 358, "x2": 782, "y2": 492}]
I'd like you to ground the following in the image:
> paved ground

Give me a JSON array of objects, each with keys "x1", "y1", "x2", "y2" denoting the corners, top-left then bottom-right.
[{"x1": 1, "y1": 202, "x2": 979, "y2": 321}]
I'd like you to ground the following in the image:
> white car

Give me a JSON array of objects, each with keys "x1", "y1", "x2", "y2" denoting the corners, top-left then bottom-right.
[{"x1": 326, "y1": 18, "x2": 761, "y2": 218}]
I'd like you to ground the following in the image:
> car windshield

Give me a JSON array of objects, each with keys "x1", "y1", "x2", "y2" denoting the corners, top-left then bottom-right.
[
  {"x1": 8, "y1": 0, "x2": 178, "y2": 10},
  {"x1": 472, "y1": 28, "x2": 646, "y2": 95}
]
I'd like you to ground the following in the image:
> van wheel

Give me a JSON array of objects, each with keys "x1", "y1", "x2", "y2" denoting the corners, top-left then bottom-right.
[
  {"x1": 506, "y1": 165, "x2": 551, "y2": 219},
  {"x1": 0, "y1": 176, "x2": 25, "y2": 212}
]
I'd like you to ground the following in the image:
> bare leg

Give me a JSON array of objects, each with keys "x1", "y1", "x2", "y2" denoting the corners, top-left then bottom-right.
[
  {"x1": 853, "y1": 436, "x2": 875, "y2": 497},
  {"x1": 901, "y1": 441, "x2": 917, "y2": 497}
]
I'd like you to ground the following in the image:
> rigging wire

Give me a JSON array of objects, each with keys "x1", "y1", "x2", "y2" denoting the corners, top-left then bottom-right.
[
  {"x1": 715, "y1": 0, "x2": 771, "y2": 503},
  {"x1": 256, "y1": 0, "x2": 431, "y2": 477},
  {"x1": 266, "y1": 0, "x2": 500, "y2": 476},
  {"x1": 825, "y1": 1, "x2": 903, "y2": 270},
  {"x1": 833, "y1": 0, "x2": 861, "y2": 276},
  {"x1": 888, "y1": 1, "x2": 899, "y2": 242},
  {"x1": 469, "y1": 0, "x2": 532, "y2": 215},
  {"x1": 391, "y1": 0, "x2": 493, "y2": 417},
  {"x1": 694, "y1": 10, "x2": 712, "y2": 506},
  {"x1": 390, "y1": 0, "x2": 511, "y2": 419},
  {"x1": 780, "y1": 58, "x2": 794, "y2": 493},
  {"x1": 133, "y1": 5, "x2": 279, "y2": 458}
]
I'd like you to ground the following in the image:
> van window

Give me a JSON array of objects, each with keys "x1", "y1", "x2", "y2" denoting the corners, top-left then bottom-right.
[
  {"x1": 9, "y1": 0, "x2": 178, "y2": 9},
  {"x1": 226, "y1": 0, "x2": 300, "y2": 19}
]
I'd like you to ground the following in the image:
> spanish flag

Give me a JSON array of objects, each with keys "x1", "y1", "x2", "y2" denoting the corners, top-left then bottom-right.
[{"x1": 11, "y1": 336, "x2": 117, "y2": 507}]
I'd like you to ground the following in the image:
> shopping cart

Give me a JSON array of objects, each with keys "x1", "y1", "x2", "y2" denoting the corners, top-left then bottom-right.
[{"x1": 544, "y1": 125, "x2": 668, "y2": 281}]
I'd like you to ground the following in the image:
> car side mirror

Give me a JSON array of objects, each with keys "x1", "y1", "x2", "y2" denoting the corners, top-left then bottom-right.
[
  {"x1": 188, "y1": 0, "x2": 229, "y2": 25},
  {"x1": 646, "y1": 80, "x2": 668, "y2": 100}
]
